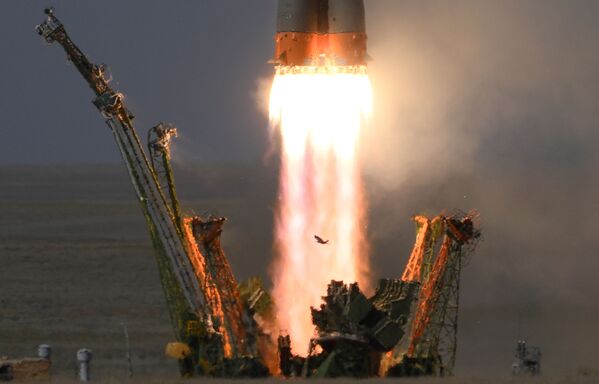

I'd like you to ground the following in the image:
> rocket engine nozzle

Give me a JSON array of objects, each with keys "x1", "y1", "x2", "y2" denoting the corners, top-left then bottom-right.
[{"x1": 274, "y1": 0, "x2": 367, "y2": 67}]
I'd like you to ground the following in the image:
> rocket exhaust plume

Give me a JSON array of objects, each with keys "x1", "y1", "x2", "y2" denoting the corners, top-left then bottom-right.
[{"x1": 269, "y1": 0, "x2": 372, "y2": 353}]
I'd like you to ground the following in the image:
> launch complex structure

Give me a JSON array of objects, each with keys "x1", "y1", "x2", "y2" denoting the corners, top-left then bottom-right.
[{"x1": 36, "y1": 3, "x2": 481, "y2": 379}]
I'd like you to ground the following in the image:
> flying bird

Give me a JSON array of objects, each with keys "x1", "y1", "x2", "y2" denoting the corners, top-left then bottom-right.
[{"x1": 314, "y1": 235, "x2": 329, "y2": 245}]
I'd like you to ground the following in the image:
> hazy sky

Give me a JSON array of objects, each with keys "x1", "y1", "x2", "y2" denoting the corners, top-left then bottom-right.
[
  {"x1": 0, "y1": 0, "x2": 278, "y2": 164},
  {"x1": 2, "y1": 0, "x2": 599, "y2": 375},
  {"x1": 3, "y1": 0, "x2": 599, "y2": 318}
]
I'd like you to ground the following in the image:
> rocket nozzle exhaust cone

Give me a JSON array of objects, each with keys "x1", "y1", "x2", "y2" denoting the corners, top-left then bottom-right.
[{"x1": 274, "y1": 0, "x2": 367, "y2": 67}]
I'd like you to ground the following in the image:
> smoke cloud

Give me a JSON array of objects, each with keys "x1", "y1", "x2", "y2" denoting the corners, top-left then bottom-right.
[
  {"x1": 364, "y1": 0, "x2": 599, "y2": 189},
  {"x1": 359, "y1": 0, "x2": 599, "y2": 374}
]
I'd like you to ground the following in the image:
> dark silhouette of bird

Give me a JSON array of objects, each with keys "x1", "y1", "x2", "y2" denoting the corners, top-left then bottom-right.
[{"x1": 314, "y1": 235, "x2": 329, "y2": 244}]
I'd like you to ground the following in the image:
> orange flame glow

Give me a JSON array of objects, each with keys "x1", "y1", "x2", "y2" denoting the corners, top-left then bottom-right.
[{"x1": 269, "y1": 66, "x2": 372, "y2": 353}]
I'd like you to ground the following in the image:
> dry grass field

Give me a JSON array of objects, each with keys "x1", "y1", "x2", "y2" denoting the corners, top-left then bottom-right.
[{"x1": 1, "y1": 165, "x2": 598, "y2": 383}]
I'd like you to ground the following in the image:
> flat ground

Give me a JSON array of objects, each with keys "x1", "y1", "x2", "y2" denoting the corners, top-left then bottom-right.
[{"x1": 1, "y1": 165, "x2": 598, "y2": 382}]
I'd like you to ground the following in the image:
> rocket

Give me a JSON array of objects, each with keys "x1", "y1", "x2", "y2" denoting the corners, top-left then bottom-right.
[{"x1": 274, "y1": 0, "x2": 367, "y2": 67}]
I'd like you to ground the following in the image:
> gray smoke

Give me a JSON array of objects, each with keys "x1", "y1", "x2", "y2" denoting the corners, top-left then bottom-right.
[{"x1": 359, "y1": 0, "x2": 599, "y2": 375}]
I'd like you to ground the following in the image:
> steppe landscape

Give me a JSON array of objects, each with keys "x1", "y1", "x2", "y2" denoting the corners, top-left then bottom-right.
[{"x1": 1, "y1": 165, "x2": 598, "y2": 383}]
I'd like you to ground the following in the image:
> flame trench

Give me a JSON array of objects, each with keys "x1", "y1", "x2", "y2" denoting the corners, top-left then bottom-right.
[{"x1": 269, "y1": 67, "x2": 372, "y2": 352}]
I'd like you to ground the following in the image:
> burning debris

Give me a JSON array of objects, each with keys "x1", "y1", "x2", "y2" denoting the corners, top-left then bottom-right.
[{"x1": 36, "y1": 2, "x2": 482, "y2": 379}]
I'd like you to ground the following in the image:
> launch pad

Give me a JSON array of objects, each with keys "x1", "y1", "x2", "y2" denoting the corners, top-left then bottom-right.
[{"x1": 35, "y1": 3, "x2": 481, "y2": 379}]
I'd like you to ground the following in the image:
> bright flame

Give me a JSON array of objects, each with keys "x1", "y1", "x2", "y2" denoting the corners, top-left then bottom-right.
[{"x1": 269, "y1": 66, "x2": 372, "y2": 353}]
